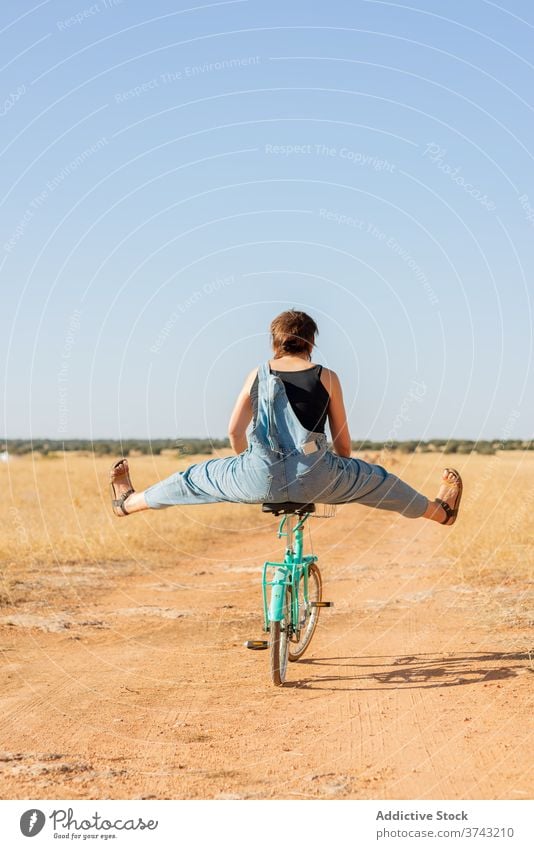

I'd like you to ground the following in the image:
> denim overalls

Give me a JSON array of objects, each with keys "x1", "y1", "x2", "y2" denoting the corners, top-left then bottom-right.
[{"x1": 144, "y1": 362, "x2": 428, "y2": 518}]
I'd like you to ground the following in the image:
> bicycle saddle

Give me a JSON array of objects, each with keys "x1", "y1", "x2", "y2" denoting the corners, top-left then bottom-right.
[{"x1": 262, "y1": 501, "x2": 315, "y2": 516}]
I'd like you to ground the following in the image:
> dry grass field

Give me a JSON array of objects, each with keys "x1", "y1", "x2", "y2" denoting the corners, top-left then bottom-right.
[{"x1": 0, "y1": 451, "x2": 532, "y2": 799}]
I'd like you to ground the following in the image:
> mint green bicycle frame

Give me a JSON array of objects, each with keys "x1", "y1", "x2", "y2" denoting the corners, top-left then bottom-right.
[{"x1": 261, "y1": 513, "x2": 317, "y2": 629}]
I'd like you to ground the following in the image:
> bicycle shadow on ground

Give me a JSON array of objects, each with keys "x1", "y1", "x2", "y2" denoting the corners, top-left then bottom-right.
[{"x1": 284, "y1": 651, "x2": 532, "y2": 690}]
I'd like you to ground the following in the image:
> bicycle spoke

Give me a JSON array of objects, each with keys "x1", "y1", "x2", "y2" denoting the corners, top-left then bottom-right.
[{"x1": 288, "y1": 563, "x2": 322, "y2": 661}]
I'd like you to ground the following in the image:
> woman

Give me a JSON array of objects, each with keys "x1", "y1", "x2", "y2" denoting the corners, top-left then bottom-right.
[{"x1": 110, "y1": 310, "x2": 462, "y2": 524}]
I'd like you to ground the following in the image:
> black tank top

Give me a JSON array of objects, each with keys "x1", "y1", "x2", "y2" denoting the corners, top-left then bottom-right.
[{"x1": 250, "y1": 364, "x2": 330, "y2": 434}]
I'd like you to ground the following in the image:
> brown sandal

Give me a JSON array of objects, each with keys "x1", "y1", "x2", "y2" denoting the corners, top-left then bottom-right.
[
  {"x1": 110, "y1": 458, "x2": 134, "y2": 516},
  {"x1": 435, "y1": 468, "x2": 463, "y2": 525}
]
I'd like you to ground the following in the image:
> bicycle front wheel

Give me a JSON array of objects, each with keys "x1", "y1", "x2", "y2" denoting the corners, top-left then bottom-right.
[
  {"x1": 270, "y1": 588, "x2": 290, "y2": 686},
  {"x1": 288, "y1": 562, "x2": 322, "y2": 661}
]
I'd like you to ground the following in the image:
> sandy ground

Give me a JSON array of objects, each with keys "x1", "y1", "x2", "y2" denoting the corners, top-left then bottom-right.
[{"x1": 1, "y1": 467, "x2": 532, "y2": 800}]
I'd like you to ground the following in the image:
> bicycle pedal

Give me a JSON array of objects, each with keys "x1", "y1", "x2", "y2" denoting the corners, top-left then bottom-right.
[
  {"x1": 311, "y1": 601, "x2": 334, "y2": 607},
  {"x1": 244, "y1": 640, "x2": 269, "y2": 650}
]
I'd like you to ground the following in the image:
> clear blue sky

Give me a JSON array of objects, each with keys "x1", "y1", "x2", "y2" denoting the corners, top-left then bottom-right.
[{"x1": 1, "y1": 0, "x2": 533, "y2": 441}]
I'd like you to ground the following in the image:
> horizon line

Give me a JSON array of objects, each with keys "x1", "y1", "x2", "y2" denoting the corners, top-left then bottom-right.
[{"x1": 1, "y1": 437, "x2": 532, "y2": 444}]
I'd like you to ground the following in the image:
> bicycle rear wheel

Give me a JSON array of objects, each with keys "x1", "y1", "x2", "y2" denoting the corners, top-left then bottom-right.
[
  {"x1": 288, "y1": 562, "x2": 322, "y2": 661},
  {"x1": 270, "y1": 588, "x2": 290, "y2": 686}
]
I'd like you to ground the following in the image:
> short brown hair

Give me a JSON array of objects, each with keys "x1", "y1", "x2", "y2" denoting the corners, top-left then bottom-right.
[{"x1": 270, "y1": 310, "x2": 318, "y2": 357}]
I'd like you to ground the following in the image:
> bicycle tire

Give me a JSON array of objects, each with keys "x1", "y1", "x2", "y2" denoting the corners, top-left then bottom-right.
[
  {"x1": 270, "y1": 588, "x2": 290, "y2": 686},
  {"x1": 288, "y1": 562, "x2": 322, "y2": 661}
]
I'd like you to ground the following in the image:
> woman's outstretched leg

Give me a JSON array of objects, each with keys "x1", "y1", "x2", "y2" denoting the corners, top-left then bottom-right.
[
  {"x1": 319, "y1": 457, "x2": 462, "y2": 525},
  {"x1": 109, "y1": 450, "x2": 261, "y2": 515},
  {"x1": 364, "y1": 465, "x2": 463, "y2": 525},
  {"x1": 348, "y1": 464, "x2": 462, "y2": 525},
  {"x1": 109, "y1": 458, "x2": 223, "y2": 516}
]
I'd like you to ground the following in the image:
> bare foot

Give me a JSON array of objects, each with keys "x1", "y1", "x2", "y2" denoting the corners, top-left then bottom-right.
[
  {"x1": 425, "y1": 468, "x2": 463, "y2": 525},
  {"x1": 110, "y1": 458, "x2": 135, "y2": 517}
]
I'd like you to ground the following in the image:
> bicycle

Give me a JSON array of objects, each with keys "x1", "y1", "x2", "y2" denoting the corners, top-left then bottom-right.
[{"x1": 245, "y1": 501, "x2": 334, "y2": 686}]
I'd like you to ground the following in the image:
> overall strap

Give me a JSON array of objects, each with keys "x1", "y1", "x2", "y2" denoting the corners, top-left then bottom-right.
[
  {"x1": 256, "y1": 360, "x2": 281, "y2": 454},
  {"x1": 257, "y1": 361, "x2": 271, "y2": 381}
]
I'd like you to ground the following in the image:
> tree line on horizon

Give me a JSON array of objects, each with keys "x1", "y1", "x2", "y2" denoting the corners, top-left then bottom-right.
[{"x1": 1, "y1": 438, "x2": 531, "y2": 456}]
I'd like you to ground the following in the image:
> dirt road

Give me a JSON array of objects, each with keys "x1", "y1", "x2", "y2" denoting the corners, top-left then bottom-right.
[{"x1": 1, "y1": 494, "x2": 532, "y2": 800}]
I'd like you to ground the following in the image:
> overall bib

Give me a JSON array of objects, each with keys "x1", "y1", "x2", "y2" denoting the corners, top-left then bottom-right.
[{"x1": 144, "y1": 362, "x2": 428, "y2": 518}]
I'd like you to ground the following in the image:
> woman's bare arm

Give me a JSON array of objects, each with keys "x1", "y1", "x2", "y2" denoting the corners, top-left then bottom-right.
[
  {"x1": 228, "y1": 368, "x2": 257, "y2": 454},
  {"x1": 322, "y1": 368, "x2": 352, "y2": 458}
]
